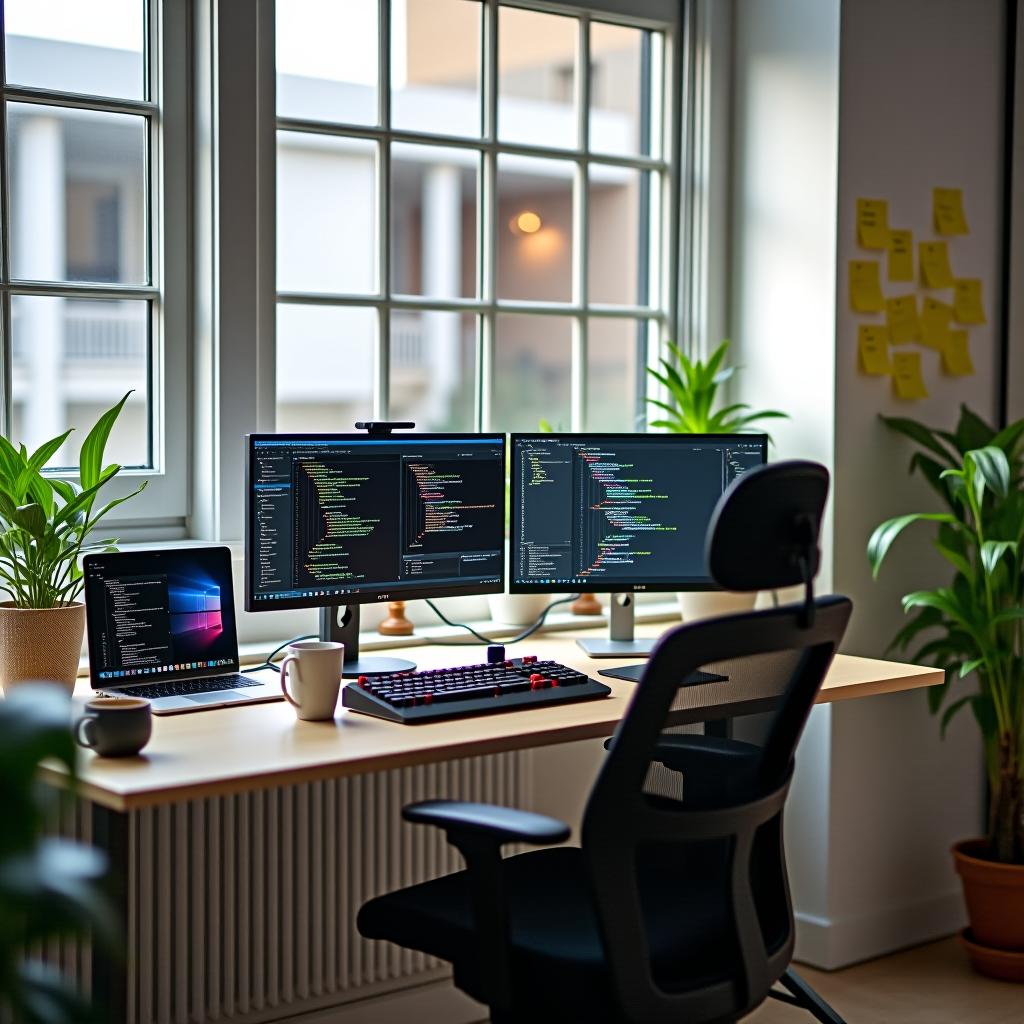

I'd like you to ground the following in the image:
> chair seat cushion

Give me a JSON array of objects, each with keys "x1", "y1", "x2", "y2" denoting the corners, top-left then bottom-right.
[{"x1": 358, "y1": 845, "x2": 785, "y2": 1019}]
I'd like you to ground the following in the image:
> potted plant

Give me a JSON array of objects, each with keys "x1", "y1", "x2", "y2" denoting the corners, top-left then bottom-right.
[
  {"x1": 0, "y1": 393, "x2": 145, "y2": 694},
  {"x1": 0, "y1": 683, "x2": 116, "y2": 1022},
  {"x1": 867, "y1": 405, "x2": 1024, "y2": 981},
  {"x1": 646, "y1": 339, "x2": 788, "y2": 621}
]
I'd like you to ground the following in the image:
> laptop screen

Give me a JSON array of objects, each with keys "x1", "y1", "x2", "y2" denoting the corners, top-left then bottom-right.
[{"x1": 84, "y1": 546, "x2": 240, "y2": 688}]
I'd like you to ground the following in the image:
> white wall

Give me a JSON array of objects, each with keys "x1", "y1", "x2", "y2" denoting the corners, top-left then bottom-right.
[{"x1": 730, "y1": 0, "x2": 1005, "y2": 968}]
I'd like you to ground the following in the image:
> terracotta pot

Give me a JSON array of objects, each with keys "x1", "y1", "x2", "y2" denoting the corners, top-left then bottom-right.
[
  {"x1": 953, "y1": 838, "x2": 1024, "y2": 953},
  {"x1": 0, "y1": 602, "x2": 86, "y2": 696}
]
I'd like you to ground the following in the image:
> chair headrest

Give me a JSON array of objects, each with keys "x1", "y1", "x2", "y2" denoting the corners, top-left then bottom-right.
[{"x1": 705, "y1": 460, "x2": 829, "y2": 594}]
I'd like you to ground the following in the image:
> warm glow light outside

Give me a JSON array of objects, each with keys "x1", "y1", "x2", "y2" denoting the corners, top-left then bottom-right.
[{"x1": 511, "y1": 210, "x2": 542, "y2": 234}]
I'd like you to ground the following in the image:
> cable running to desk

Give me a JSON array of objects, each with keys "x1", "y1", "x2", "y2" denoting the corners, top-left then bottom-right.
[{"x1": 424, "y1": 595, "x2": 580, "y2": 645}]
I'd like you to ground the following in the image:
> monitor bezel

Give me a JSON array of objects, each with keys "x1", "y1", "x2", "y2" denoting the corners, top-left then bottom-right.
[
  {"x1": 508, "y1": 432, "x2": 768, "y2": 594},
  {"x1": 244, "y1": 432, "x2": 507, "y2": 612}
]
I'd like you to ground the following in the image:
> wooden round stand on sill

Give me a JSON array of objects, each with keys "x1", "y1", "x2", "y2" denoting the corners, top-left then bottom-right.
[
  {"x1": 378, "y1": 601, "x2": 414, "y2": 637},
  {"x1": 570, "y1": 593, "x2": 602, "y2": 616}
]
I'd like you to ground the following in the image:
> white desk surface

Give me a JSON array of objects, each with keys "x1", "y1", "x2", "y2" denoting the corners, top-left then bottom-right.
[{"x1": 53, "y1": 626, "x2": 942, "y2": 812}]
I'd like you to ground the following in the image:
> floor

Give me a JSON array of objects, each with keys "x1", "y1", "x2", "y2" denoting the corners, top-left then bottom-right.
[{"x1": 742, "y1": 938, "x2": 1023, "y2": 1023}]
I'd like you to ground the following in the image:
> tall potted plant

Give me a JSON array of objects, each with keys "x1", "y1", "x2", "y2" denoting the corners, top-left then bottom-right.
[
  {"x1": 0, "y1": 393, "x2": 145, "y2": 694},
  {"x1": 646, "y1": 339, "x2": 788, "y2": 621},
  {"x1": 867, "y1": 405, "x2": 1024, "y2": 980}
]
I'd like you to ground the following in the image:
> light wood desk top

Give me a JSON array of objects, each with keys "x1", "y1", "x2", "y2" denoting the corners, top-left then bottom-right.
[{"x1": 56, "y1": 627, "x2": 942, "y2": 812}]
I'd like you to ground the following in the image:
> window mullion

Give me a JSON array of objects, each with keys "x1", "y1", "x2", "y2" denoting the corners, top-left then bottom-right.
[
  {"x1": 571, "y1": 13, "x2": 590, "y2": 431},
  {"x1": 479, "y1": 0, "x2": 499, "y2": 432},
  {"x1": 375, "y1": 0, "x2": 393, "y2": 418},
  {"x1": 0, "y1": 11, "x2": 10, "y2": 434}
]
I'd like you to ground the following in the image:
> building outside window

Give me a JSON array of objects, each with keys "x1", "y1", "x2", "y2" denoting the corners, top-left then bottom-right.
[{"x1": 275, "y1": 0, "x2": 673, "y2": 439}]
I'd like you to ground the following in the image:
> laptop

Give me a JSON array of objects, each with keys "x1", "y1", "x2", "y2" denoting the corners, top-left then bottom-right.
[{"x1": 84, "y1": 546, "x2": 283, "y2": 715}]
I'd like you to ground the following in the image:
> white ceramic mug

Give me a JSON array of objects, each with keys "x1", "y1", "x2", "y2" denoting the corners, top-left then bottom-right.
[{"x1": 279, "y1": 641, "x2": 344, "y2": 721}]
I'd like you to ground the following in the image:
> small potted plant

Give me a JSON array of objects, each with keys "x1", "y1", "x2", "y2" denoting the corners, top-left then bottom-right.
[
  {"x1": 0, "y1": 393, "x2": 145, "y2": 694},
  {"x1": 867, "y1": 405, "x2": 1024, "y2": 981},
  {"x1": 646, "y1": 339, "x2": 787, "y2": 621}
]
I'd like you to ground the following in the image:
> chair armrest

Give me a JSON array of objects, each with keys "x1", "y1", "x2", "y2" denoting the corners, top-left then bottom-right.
[
  {"x1": 402, "y1": 801, "x2": 569, "y2": 1015},
  {"x1": 651, "y1": 734, "x2": 759, "y2": 774},
  {"x1": 403, "y1": 800, "x2": 570, "y2": 846}
]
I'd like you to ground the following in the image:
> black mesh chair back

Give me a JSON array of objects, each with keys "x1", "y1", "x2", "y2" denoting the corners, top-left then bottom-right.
[{"x1": 583, "y1": 596, "x2": 850, "y2": 1022}]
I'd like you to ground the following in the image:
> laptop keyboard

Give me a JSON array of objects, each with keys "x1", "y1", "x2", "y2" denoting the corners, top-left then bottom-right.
[{"x1": 112, "y1": 674, "x2": 262, "y2": 699}]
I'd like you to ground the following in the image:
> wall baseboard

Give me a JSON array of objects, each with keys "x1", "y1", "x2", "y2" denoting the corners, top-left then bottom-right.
[{"x1": 794, "y1": 888, "x2": 966, "y2": 970}]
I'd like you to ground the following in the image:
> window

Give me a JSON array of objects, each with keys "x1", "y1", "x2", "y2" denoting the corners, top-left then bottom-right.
[
  {"x1": 274, "y1": 0, "x2": 674, "y2": 437},
  {"x1": 0, "y1": 0, "x2": 188, "y2": 527}
]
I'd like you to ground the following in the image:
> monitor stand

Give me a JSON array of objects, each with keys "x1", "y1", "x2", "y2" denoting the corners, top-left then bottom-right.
[
  {"x1": 576, "y1": 593, "x2": 655, "y2": 659},
  {"x1": 320, "y1": 605, "x2": 416, "y2": 678}
]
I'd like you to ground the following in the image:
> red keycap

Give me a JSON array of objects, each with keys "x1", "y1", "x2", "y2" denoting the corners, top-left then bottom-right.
[{"x1": 358, "y1": 675, "x2": 368, "y2": 685}]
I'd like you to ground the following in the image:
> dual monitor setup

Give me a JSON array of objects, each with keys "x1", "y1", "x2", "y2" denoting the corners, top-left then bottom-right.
[{"x1": 244, "y1": 425, "x2": 768, "y2": 676}]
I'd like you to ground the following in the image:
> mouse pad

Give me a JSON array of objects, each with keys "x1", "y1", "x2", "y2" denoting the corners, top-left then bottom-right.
[{"x1": 598, "y1": 666, "x2": 728, "y2": 686}]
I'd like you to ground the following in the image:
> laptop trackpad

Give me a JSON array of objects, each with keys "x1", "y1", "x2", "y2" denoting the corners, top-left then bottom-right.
[{"x1": 186, "y1": 690, "x2": 245, "y2": 704}]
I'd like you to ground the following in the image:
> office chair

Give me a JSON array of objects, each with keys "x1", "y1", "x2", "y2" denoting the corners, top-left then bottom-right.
[{"x1": 358, "y1": 461, "x2": 852, "y2": 1023}]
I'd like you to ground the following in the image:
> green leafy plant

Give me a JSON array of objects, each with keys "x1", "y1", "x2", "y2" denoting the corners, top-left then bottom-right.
[
  {"x1": 0, "y1": 393, "x2": 145, "y2": 608},
  {"x1": 867, "y1": 405, "x2": 1024, "y2": 863},
  {"x1": 0, "y1": 685, "x2": 117, "y2": 1022},
  {"x1": 646, "y1": 339, "x2": 787, "y2": 436}
]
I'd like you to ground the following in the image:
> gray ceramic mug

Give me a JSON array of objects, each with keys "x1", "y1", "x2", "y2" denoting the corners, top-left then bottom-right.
[{"x1": 75, "y1": 696, "x2": 152, "y2": 757}]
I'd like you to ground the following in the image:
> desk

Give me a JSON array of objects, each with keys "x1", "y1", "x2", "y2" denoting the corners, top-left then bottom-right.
[
  {"x1": 50, "y1": 628, "x2": 940, "y2": 1023},
  {"x1": 61, "y1": 630, "x2": 940, "y2": 812}
]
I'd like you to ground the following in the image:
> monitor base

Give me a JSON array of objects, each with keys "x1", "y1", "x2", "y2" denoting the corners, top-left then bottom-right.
[
  {"x1": 577, "y1": 638, "x2": 655, "y2": 659},
  {"x1": 321, "y1": 604, "x2": 417, "y2": 677},
  {"x1": 342, "y1": 656, "x2": 417, "y2": 678}
]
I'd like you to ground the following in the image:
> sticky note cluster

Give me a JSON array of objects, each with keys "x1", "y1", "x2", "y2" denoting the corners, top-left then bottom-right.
[{"x1": 850, "y1": 186, "x2": 983, "y2": 401}]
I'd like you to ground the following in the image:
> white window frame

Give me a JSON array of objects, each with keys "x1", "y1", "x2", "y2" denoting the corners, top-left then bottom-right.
[{"x1": 0, "y1": 0, "x2": 191, "y2": 537}]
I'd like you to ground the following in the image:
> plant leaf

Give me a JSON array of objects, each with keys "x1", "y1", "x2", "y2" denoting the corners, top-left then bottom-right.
[
  {"x1": 880, "y1": 414, "x2": 960, "y2": 464},
  {"x1": 969, "y1": 445, "x2": 1010, "y2": 499},
  {"x1": 79, "y1": 391, "x2": 132, "y2": 491},
  {"x1": 867, "y1": 513, "x2": 959, "y2": 577},
  {"x1": 980, "y1": 539, "x2": 1016, "y2": 576}
]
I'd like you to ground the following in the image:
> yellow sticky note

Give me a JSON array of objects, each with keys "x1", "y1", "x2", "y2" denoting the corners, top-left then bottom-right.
[
  {"x1": 921, "y1": 297, "x2": 954, "y2": 350},
  {"x1": 892, "y1": 351, "x2": 929, "y2": 399},
  {"x1": 886, "y1": 294, "x2": 921, "y2": 344},
  {"x1": 849, "y1": 260, "x2": 885, "y2": 312},
  {"x1": 857, "y1": 198, "x2": 890, "y2": 249},
  {"x1": 887, "y1": 229, "x2": 914, "y2": 281},
  {"x1": 934, "y1": 187, "x2": 969, "y2": 235},
  {"x1": 920, "y1": 241, "x2": 955, "y2": 288},
  {"x1": 858, "y1": 325, "x2": 892, "y2": 375},
  {"x1": 953, "y1": 278, "x2": 986, "y2": 324},
  {"x1": 942, "y1": 330, "x2": 975, "y2": 376}
]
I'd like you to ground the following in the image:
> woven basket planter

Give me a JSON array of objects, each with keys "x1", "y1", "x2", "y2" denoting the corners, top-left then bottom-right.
[{"x1": 0, "y1": 602, "x2": 86, "y2": 696}]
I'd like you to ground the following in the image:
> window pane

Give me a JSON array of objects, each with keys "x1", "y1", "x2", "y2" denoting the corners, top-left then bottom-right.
[
  {"x1": 277, "y1": 133, "x2": 378, "y2": 295},
  {"x1": 498, "y1": 7, "x2": 577, "y2": 150},
  {"x1": 497, "y1": 155, "x2": 573, "y2": 302},
  {"x1": 276, "y1": 0, "x2": 379, "y2": 125},
  {"x1": 8, "y1": 104, "x2": 147, "y2": 285},
  {"x1": 389, "y1": 311, "x2": 476, "y2": 430},
  {"x1": 589, "y1": 22, "x2": 652, "y2": 158},
  {"x1": 4, "y1": 0, "x2": 145, "y2": 100},
  {"x1": 11, "y1": 296, "x2": 150, "y2": 468},
  {"x1": 391, "y1": 143, "x2": 477, "y2": 298},
  {"x1": 589, "y1": 166, "x2": 652, "y2": 307},
  {"x1": 587, "y1": 319, "x2": 650, "y2": 432},
  {"x1": 393, "y1": 0, "x2": 481, "y2": 138},
  {"x1": 493, "y1": 315, "x2": 571, "y2": 433},
  {"x1": 276, "y1": 305, "x2": 376, "y2": 432}
]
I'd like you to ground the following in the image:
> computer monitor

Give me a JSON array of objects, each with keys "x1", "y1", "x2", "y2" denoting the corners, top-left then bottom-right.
[
  {"x1": 245, "y1": 432, "x2": 506, "y2": 675},
  {"x1": 510, "y1": 433, "x2": 768, "y2": 657}
]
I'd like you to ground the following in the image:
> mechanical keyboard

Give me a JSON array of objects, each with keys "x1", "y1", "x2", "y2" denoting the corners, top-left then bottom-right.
[
  {"x1": 111, "y1": 674, "x2": 262, "y2": 699},
  {"x1": 341, "y1": 656, "x2": 612, "y2": 724}
]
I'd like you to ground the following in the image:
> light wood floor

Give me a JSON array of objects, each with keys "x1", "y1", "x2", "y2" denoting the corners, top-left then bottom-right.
[{"x1": 742, "y1": 938, "x2": 1023, "y2": 1023}]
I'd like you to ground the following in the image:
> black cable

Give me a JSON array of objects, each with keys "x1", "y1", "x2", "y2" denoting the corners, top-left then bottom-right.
[
  {"x1": 424, "y1": 595, "x2": 581, "y2": 646},
  {"x1": 249, "y1": 633, "x2": 318, "y2": 674}
]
